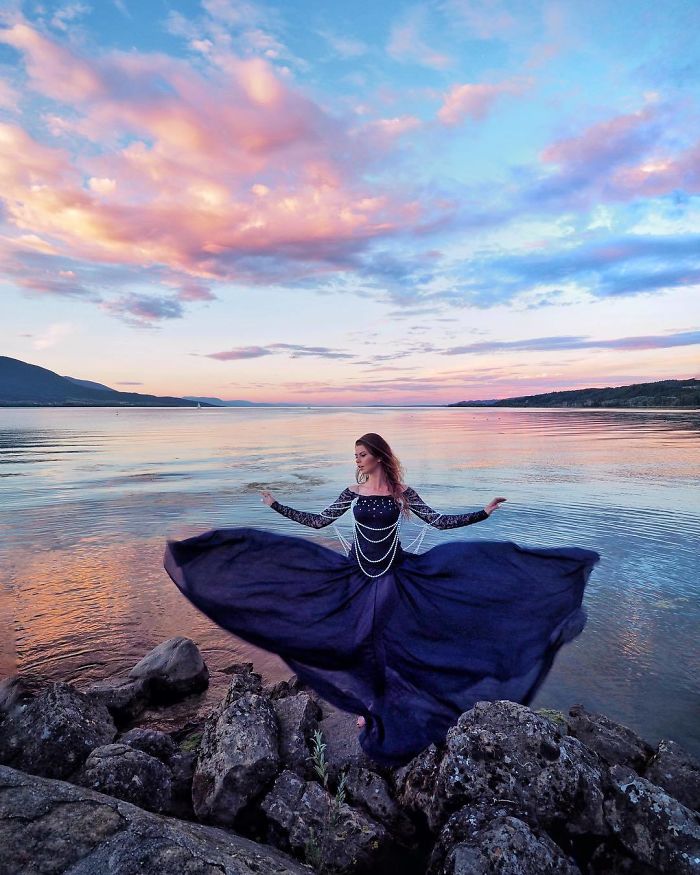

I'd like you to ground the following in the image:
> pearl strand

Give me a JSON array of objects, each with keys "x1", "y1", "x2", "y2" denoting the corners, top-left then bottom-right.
[
  {"x1": 353, "y1": 517, "x2": 401, "y2": 563},
  {"x1": 352, "y1": 522, "x2": 398, "y2": 543},
  {"x1": 355, "y1": 540, "x2": 399, "y2": 577},
  {"x1": 354, "y1": 518, "x2": 398, "y2": 532},
  {"x1": 353, "y1": 534, "x2": 402, "y2": 578},
  {"x1": 352, "y1": 515, "x2": 402, "y2": 578}
]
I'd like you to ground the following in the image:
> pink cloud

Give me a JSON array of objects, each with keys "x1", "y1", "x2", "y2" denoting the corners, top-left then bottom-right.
[
  {"x1": 523, "y1": 5, "x2": 575, "y2": 71},
  {"x1": 0, "y1": 244, "x2": 98, "y2": 299},
  {"x1": 175, "y1": 281, "x2": 217, "y2": 302},
  {"x1": 611, "y1": 141, "x2": 700, "y2": 197},
  {"x1": 541, "y1": 107, "x2": 658, "y2": 171},
  {"x1": 1, "y1": 23, "x2": 105, "y2": 102},
  {"x1": 367, "y1": 116, "x2": 423, "y2": 138},
  {"x1": 0, "y1": 21, "x2": 444, "y2": 320},
  {"x1": 0, "y1": 79, "x2": 20, "y2": 110},
  {"x1": 205, "y1": 346, "x2": 274, "y2": 360},
  {"x1": 535, "y1": 103, "x2": 700, "y2": 203},
  {"x1": 0, "y1": 121, "x2": 74, "y2": 187},
  {"x1": 437, "y1": 78, "x2": 530, "y2": 125}
]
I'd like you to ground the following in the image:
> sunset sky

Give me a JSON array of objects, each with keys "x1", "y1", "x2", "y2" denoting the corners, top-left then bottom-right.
[{"x1": 2, "y1": 0, "x2": 699, "y2": 404}]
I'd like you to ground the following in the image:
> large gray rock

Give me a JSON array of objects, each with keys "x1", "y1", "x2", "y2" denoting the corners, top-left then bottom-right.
[
  {"x1": 604, "y1": 764, "x2": 700, "y2": 874},
  {"x1": 566, "y1": 703, "x2": 654, "y2": 772},
  {"x1": 393, "y1": 742, "x2": 443, "y2": 829},
  {"x1": 397, "y1": 701, "x2": 608, "y2": 836},
  {"x1": 219, "y1": 662, "x2": 265, "y2": 698},
  {"x1": 0, "y1": 681, "x2": 116, "y2": 779},
  {"x1": 192, "y1": 676, "x2": 280, "y2": 825},
  {"x1": 0, "y1": 763, "x2": 312, "y2": 874},
  {"x1": 127, "y1": 636, "x2": 209, "y2": 701},
  {"x1": 261, "y1": 769, "x2": 389, "y2": 874},
  {"x1": 169, "y1": 749, "x2": 198, "y2": 819},
  {"x1": 315, "y1": 704, "x2": 379, "y2": 782},
  {"x1": 82, "y1": 676, "x2": 151, "y2": 724},
  {"x1": 587, "y1": 839, "x2": 661, "y2": 874},
  {"x1": 0, "y1": 674, "x2": 51, "y2": 720},
  {"x1": 73, "y1": 742, "x2": 173, "y2": 814},
  {"x1": 265, "y1": 675, "x2": 309, "y2": 701},
  {"x1": 342, "y1": 764, "x2": 415, "y2": 843},
  {"x1": 133, "y1": 669, "x2": 239, "y2": 736},
  {"x1": 117, "y1": 727, "x2": 178, "y2": 764},
  {"x1": 427, "y1": 801, "x2": 519, "y2": 874},
  {"x1": 273, "y1": 692, "x2": 320, "y2": 778},
  {"x1": 642, "y1": 738, "x2": 700, "y2": 812},
  {"x1": 437, "y1": 813, "x2": 581, "y2": 875}
]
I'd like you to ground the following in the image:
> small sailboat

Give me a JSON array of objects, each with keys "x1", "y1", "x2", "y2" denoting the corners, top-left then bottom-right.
[{"x1": 197, "y1": 402, "x2": 202, "y2": 409}]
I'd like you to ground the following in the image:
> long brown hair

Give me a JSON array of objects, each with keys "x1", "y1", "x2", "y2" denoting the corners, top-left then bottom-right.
[{"x1": 355, "y1": 433, "x2": 411, "y2": 518}]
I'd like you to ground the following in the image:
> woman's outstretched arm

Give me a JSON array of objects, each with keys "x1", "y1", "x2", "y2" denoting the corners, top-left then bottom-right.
[
  {"x1": 404, "y1": 486, "x2": 505, "y2": 530},
  {"x1": 262, "y1": 487, "x2": 355, "y2": 529}
]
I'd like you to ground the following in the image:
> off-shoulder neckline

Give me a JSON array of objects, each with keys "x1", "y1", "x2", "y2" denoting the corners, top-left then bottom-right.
[{"x1": 347, "y1": 486, "x2": 411, "y2": 497}]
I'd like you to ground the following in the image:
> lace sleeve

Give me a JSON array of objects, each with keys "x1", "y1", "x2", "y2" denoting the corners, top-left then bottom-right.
[
  {"x1": 404, "y1": 486, "x2": 489, "y2": 530},
  {"x1": 270, "y1": 488, "x2": 355, "y2": 529}
]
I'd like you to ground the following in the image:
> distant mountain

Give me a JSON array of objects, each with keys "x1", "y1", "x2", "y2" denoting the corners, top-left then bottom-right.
[
  {"x1": 448, "y1": 379, "x2": 700, "y2": 409},
  {"x1": 61, "y1": 376, "x2": 114, "y2": 392},
  {"x1": 184, "y1": 396, "x2": 305, "y2": 407},
  {"x1": 0, "y1": 357, "x2": 213, "y2": 407}
]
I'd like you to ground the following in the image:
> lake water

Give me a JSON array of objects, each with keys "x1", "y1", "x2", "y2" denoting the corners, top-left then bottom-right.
[{"x1": 1, "y1": 407, "x2": 698, "y2": 757}]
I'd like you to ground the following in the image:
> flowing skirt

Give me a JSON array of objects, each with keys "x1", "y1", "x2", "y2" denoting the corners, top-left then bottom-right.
[{"x1": 163, "y1": 527, "x2": 600, "y2": 766}]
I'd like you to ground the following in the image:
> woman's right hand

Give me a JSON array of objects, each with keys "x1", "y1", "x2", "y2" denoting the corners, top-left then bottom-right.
[{"x1": 261, "y1": 490, "x2": 276, "y2": 507}]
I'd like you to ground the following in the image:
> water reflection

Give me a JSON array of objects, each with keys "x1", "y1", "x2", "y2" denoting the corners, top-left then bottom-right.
[{"x1": 1, "y1": 406, "x2": 698, "y2": 756}]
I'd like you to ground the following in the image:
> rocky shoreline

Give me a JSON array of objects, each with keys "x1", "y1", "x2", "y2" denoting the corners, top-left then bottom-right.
[{"x1": 1, "y1": 636, "x2": 698, "y2": 874}]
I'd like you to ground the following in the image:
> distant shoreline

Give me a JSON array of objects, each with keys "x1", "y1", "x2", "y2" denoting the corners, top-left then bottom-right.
[
  {"x1": 1, "y1": 403, "x2": 698, "y2": 410},
  {"x1": 3, "y1": 358, "x2": 696, "y2": 409}
]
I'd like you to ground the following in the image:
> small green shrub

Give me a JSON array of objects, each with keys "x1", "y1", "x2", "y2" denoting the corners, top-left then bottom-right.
[
  {"x1": 306, "y1": 729, "x2": 349, "y2": 873},
  {"x1": 178, "y1": 731, "x2": 203, "y2": 752}
]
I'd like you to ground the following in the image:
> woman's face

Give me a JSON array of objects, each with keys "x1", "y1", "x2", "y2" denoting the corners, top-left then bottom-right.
[{"x1": 355, "y1": 443, "x2": 380, "y2": 475}]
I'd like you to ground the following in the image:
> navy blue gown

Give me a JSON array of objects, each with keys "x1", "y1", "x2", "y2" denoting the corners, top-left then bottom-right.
[{"x1": 163, "y1": 487, "x2": 600, "y2": 767}]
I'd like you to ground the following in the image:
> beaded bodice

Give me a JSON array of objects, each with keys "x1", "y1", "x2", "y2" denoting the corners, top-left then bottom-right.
[{"x1": 271, "y1": 487, "x2": 489, "y2": 578}]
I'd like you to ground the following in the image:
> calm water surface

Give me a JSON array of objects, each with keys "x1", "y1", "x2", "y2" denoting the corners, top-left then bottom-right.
[{"x1": 1, "y1": 407, "x2": 698, "y2": 756}]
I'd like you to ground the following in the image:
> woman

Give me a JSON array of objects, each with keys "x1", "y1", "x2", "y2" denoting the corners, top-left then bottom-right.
[{"x1": 164, "y1": 432, "x2": 600, "y2": 767}]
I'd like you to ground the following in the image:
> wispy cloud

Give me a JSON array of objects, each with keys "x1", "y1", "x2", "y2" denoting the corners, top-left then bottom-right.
[
  {"x1": 0, "y1": 79, "x2": 20, "y2": 109},
  {"x1": 165, "y1": 0, "x2": 306, "y2": 73},
  {"x1": 31, "y1": 321, "x2": 76, "y2": 349},
  {"x1": 387, "y1": 6, "x2": 453, "y2": 70},
  {"x1": 201, "y1": 343, "x2": 355, "y2": 360},
  {"x1": 443, "y1": 329, "x2": 700, "y2": 355},
  {"x1": 436, "y1": 233, "x2": 700, "y2": 309},
  {"x1": 268, "y1": 343, "x2": 355, "y2": 359},
  {"x1": 50, "y1": 2, "x2": 91, "y2": 33},
  {"x1": 112, "y1": 0, "x2": 131, "y2": 19},
  {"x1": 101, "y1": 294, "x2": 184, "y2": 327},
  {"x1": 522, "y1": 102, "x2": 697, "y2": 209},
  {"x1": 438, "y1": 0, "x2": 517, "y2": 40},
  {"x1": 437, "y1": 77, "x2": 532, "y2": 125},
  {"x1": 316, "y1": 28, "x2": 368, "y2": 60}
]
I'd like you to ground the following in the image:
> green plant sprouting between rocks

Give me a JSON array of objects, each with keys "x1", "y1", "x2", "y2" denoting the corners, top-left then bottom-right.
[{"x1": 305, "y1": 729, "x2": 349, "y2": 874}]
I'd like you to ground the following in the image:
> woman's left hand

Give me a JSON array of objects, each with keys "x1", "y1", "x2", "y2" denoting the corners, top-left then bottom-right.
[
  {"x1": 485, "y1": 497, "x2": 507, "y2": 515},
  {"x1": 261, "y1": 490, "x2": 276, "y2": 507}
]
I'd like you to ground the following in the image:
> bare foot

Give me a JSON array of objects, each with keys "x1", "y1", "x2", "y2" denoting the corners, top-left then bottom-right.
[{"x1": 356, "y1": 715, "x2": 366, "y2": 728}]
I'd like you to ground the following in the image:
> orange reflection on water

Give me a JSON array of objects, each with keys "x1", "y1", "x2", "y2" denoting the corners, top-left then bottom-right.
[{"x1": 5, "y1": 533, "x2": 291, "y2": 687}]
